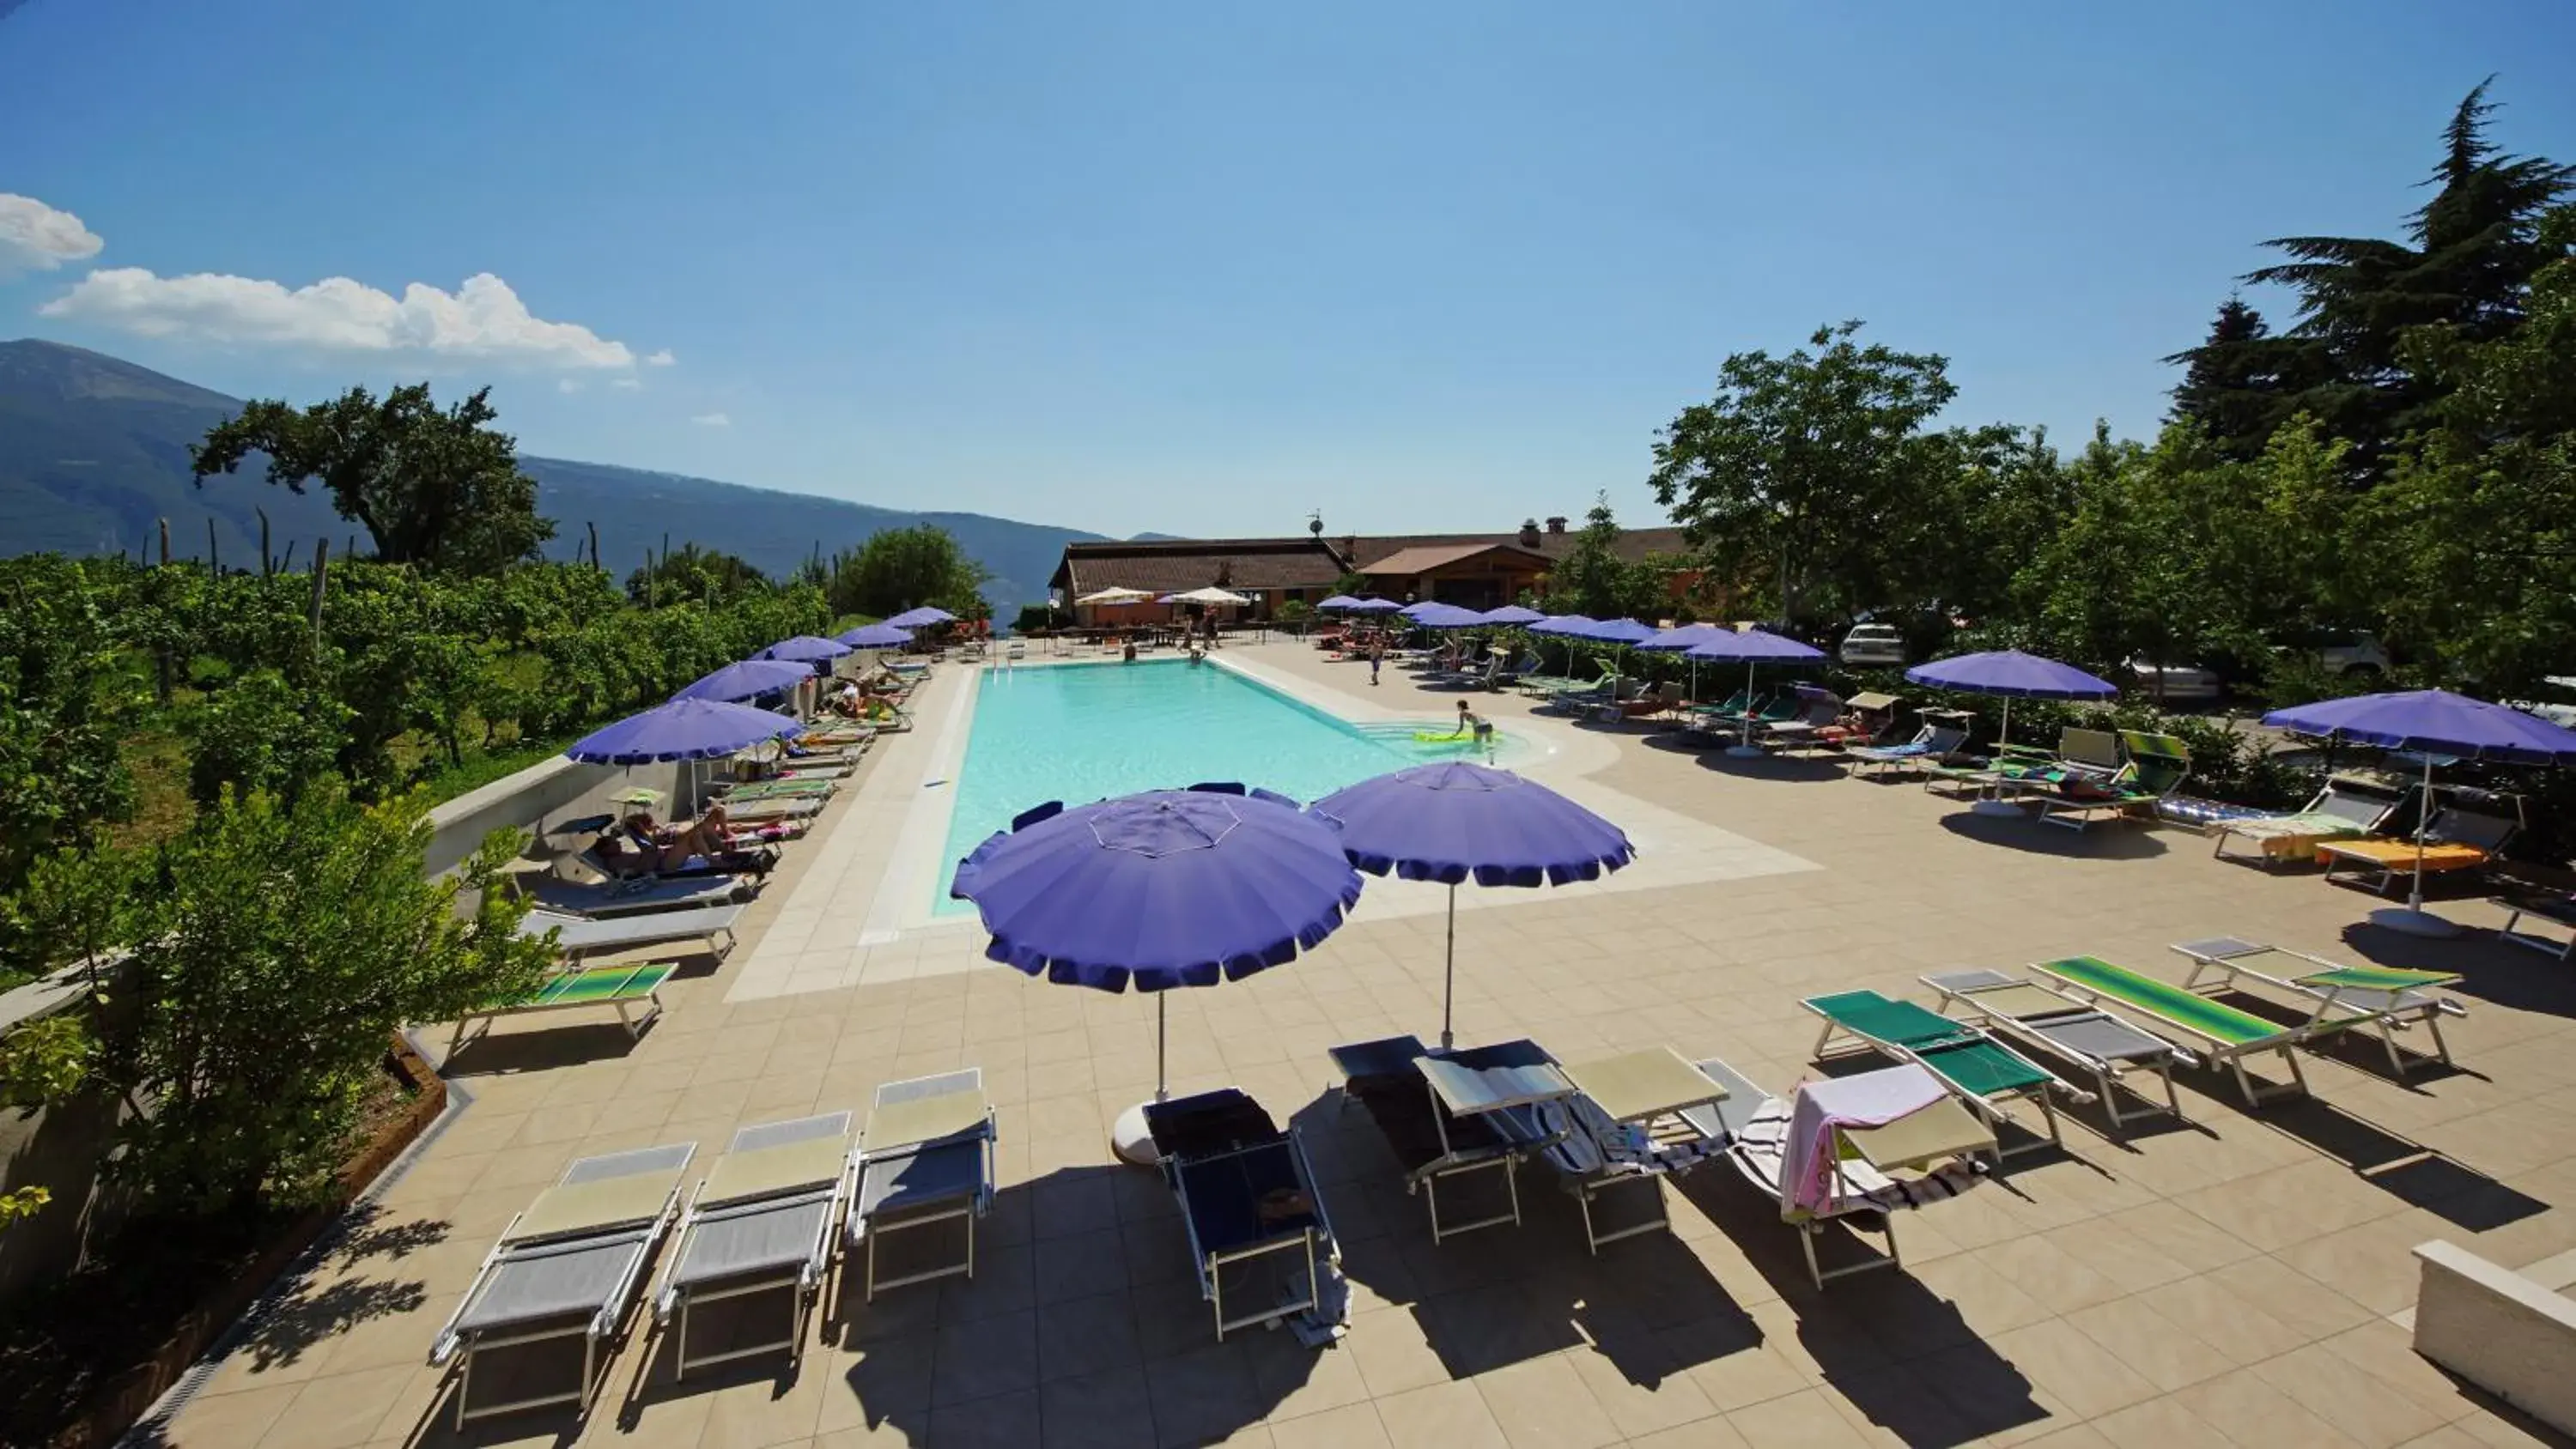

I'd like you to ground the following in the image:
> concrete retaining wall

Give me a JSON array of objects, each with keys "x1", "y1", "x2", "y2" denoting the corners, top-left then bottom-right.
[{"x1": 2413, "y1": 1239, "x2": 2576, "y2": 1434}]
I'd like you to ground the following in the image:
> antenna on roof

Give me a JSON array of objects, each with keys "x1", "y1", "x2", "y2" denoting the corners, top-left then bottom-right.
[{"x1": 1307, "y1": 510, "x2": 1323, "y2": 538}]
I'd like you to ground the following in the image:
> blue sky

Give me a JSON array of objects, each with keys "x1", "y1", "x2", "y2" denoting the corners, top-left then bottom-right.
[{"x1": 5, "y1": 2, "x2": 2571, "y2": 540}]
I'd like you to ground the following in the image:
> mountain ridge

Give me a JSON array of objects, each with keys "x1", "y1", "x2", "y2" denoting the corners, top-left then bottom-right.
[{"x1": 0, "y1": 338, "x2": 1103, "y2": 609}]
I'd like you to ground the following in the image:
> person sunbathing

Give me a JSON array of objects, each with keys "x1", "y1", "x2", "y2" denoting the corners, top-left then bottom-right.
[{"x1": 619, "y1": 806, "x2": 768, "y2": 874}]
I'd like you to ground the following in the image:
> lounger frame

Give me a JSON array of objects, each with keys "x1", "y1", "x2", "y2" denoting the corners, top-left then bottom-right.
[
  {"x1": 653, "y1": 1114, "x2": 853, "y2": 1379},
  {"x1": 449, "y1": 962, "x2": 672, "y2": 1056},
  {"x1": 2495, "y1": 892, "x2": 2576, "y2": 961},
  {"x1": 430, "y1": 1143, "x2": 693, "y2": 1429},
  {"x1": 1175, "y1": 1135, "x2": 1335, "y2": 1340},
  {"x1": 1919, "y1": 970, "x2": 2197, "y2": 1132},
  {"x1": 1329, "y1": 1037, "x2": 1565, "y2": 1244},
  {"x1": 1803, "y1": 993, "x2": 2087, "y2": 1160},
  {"x1": 2032, "y1": 958, "x2": 2311, "y2": 1106},
  {"x1": 847, "y1": 1070, "x2": 995, "y2": 1302},
  {"x1": 2167, "y1": 937, "x2": 2462, "y2": 1077}
]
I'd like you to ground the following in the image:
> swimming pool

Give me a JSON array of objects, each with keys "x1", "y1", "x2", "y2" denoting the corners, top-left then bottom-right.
[{"x1": 932, "y1": 659, "x2": 1511, "y2": 913}]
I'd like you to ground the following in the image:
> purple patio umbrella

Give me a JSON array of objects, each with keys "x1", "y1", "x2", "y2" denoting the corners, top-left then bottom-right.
[
  {"x1": 1317, "y1": 595, "x2": 1365, "y2": 611},
  {"x1": 1342, "y1": 597, "x2": 1404, "y2": 614},
  {"x1": 1640, "y1": 622, "x2": 1725, "y2": 702},
  {"x1": 836, "y1": 621, "x2": 915, "y2": 648},
  {"x1": 671, "y1": 658, "x2": 814, "y2": 704},
  {"x1": 1479, "y1": 604, "x2": 1547, "y2": 626},
  {"x1": 952, "y1": 784, "x2": 1364, "y2": 1163},
  {"x1": 1906, "y1": 649, "x2": 2117, "y2": 811},
  {"x1": 1528, "y1": 614, "x2": 1595, "y2": 635},
  {"x1": 884, "y1": 606, "x2": 957, "y2": 628},
  {"x1": 1314, "y1": 764, "x2": 1632, "y2": 1047},
  {"x1": 759, "y1": 634, "x2": 854, "y2": 664},
  {"x1": 1410, "y1": 603, "x2": 1487, "y2": 629},
  {"x1": 2263, "y1": 688, "x2": 2576, "y2": 935},
  {"x1": 1686, "y1": 627, "x2": 1829, "y2": 756},
  {"x1": 567, "y1": 697, "x2": 804, "y2": 765}
]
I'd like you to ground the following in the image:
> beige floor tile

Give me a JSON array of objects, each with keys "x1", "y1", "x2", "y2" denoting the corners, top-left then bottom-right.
[
  {"x1": 2170, "y1": 1366, "x2": 2364, "y2": 1448},
  {"x1": 1267, "y1": 1401, "x2": 1391, "y2": 1449},
  {"x1": 1471, "y1": 1354, "x2": 1619, "y2": 1449},
  {"x1": 1980, "y1": 1321, "x2": 2163, "y2": 1420},
  {"x1": 1722, "y1": 1387, "x2": 1874, "y2": 1447},
  {"x1": 2062, "y1": 1295, "x2": 2236, "y2": 1392},
  {"x1": 2086, "y1": 1393, "x2": 2232, "y2": 1449},
  {"x1": 1372, "y1": 1379, "x2": 1510, "y2": 1449}
]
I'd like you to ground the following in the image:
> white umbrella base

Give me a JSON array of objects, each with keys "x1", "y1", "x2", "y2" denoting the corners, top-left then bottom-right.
[
  {"x1": 1970, "y1": 798, "x2": 2025, "y2": 818},
  {"x1": 2368, "y1": 906, "x2": 2463, "y2": 938},
  {"x1": 1109, "y1": 1101, "x2": 1163, "y2": 1167},
  {"x1": 1723, "y1": 744, "x2": 1765, "y2": 759}
]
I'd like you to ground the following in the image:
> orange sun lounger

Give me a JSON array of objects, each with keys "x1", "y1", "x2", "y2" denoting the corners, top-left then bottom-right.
[{"x1": 2313, "y1": 805, "x2": 2518, "y2": 894}]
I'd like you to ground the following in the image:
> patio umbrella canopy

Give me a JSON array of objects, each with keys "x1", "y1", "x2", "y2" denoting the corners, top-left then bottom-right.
[
  {"x1": 567, "y1": 697, "x2": 805, "y2": 765},
  {"x1": 1639, "y1": 622, "x2": 1725, "y2": 702},
  {"x1": 884, "y1": 606, "x2": 957, "y2": 628},
  {"x1": 1076, "y1": 586, "x2": 1153, "y2": 605},
  {"x1": 2263, "y1": 688, "x2": 2576, "y2": 935},
  {"x1": 951, "y1": 785, "x2": 1365, "y2": 1164},
  {"x1": 1313, "y1": 763, "x2": 1634, "y2": 1048},
  {"x1": 1904, "y1": 649, "x2": 2117, "y2": 814},
  {"x1": 671, "y1": 658, "x2": 813, "y2": 704},
  {"x1": 1410, "y1": 603, "x2": 1487, "y2": 629},
  {"x1": 1341, "y1": 597, "x2": 1404, "y2": 614},
  {"x1": 1479, "y1": 604, "x2": 1547, "y2": 626},
  {"x1": 759, "y1": 634, "x2": 854, "y2": 664},
  {"x1": 835, "y1": 621, "x2": 914, "y2": 648},
  {"x1": 1686, "y1": 627, "x2": 1828, "y2": 755},
  {"x1": 1170, "y1": 586, "x2": 1252, "y2": 605},
  {"x1": 1317, "y1": 595, "x2": 1365, "y2": 610}
]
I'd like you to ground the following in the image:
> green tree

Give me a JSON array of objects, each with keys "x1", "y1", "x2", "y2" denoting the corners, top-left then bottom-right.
[
  {"x1": 1545, "y1": 494, "x2": 1678, "y2": 621},
  {"x1": 1649, "y1": 322, "x2": 1965, "y2": 627},
  {"x1": 2175, "y1": 81, "x2": 2575, "y2": 473},
  {"x1": 0, "y1": 559, "x2": 138, "y2": 900},
  {"x1": 825, "y1": 525, "x2": 993, "y2": 622},
  {"x1": 191, "y1": 384, "x2": 556, "y2": 573},
  {"x1": 2165, "y1": 298, "x2": 2300, "y2": 458},
  {"x1": 627, "y1": 544, "x2": 770, "y2": 607},
  {"x1": 101, "y1": 787, "x2": 552, "y2": 1214},
  {"x1": 179, "y1": 670, "x2": 354, "y2": 809}
]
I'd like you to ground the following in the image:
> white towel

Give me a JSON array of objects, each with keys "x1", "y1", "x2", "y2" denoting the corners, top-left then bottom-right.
[{"x1": 1781, "y1": 1064, "x2": 1947, "y2": 1216}]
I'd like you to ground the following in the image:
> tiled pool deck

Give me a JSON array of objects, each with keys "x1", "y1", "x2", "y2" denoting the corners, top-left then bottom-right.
[{"x1": 163, "y1": 640, "x2": 2576, "y2": 1448}]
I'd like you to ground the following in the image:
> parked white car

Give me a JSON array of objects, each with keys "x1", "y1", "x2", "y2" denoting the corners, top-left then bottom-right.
[
  {"x1": 1839, "y1": 622, "x2": 1906, "y2": 667},
  {"x1": 2312, "y1": 630, "x2": 2391, "y2": 676},
  {"x1": 2126, "y1": 658, "x2": 2223, "y2": 702}
]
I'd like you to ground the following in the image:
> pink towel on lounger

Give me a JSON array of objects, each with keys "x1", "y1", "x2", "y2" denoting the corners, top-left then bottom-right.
[{"x1": 1781, "y1": 1064, "x2": 1947, "y2": 1216}]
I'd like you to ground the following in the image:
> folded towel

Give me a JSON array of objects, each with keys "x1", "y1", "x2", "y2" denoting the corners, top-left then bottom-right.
[{"x1": 1781, "y1": 1064, "x2": 1947, "y2": 1216}]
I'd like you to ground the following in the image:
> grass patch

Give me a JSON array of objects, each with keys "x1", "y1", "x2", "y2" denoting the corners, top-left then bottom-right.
[{"x1": 414, "y1": 733, "x2": 579, "y2": 806}]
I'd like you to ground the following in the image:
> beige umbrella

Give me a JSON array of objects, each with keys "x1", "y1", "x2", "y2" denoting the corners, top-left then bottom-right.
[
  {"x1": 1170, "y1": 585, "x2": 1252, "y2": 606},
  {"x1": 1077, "y1": 586, "x2": 1154, "y2": 605}
]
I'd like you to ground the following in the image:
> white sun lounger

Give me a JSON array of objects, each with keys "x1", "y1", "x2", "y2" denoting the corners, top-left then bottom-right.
[
  {"x1": 1680, "y1": 1058, "x2": 1991, "y2": 1289},
  {"x1": 521, "y1": 874, "x2": 744, "y2": 919},
  {"x1": 1540, "y1": 1046, "x2": 1734, "y2": 1253},
  {"x1": 2169, "y1": 937, "x2": 2466, "y2": 1076},
  {"x1": 846, "y1": 1070, "x2": 995, "y2": 1301},
  {"x1": 429, "y1": 1143, "x2": 694, "y2": 1428},
  {"x1": 652, "y1": 1113, "x2": 852, "y2": 1378},
  {"x1": 519, "y1": 904, "x2": 743, "y2": 963},
  {"x1": 1920, "y1": 968, "x2": 2199, "y2": 1131}
]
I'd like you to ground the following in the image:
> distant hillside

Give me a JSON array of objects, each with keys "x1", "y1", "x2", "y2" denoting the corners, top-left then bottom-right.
[{"x1": 0, "y1": 339, "x2": 1104, "y2": 609}]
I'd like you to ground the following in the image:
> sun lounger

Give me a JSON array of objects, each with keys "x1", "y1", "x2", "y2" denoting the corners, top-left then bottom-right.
[
  {"x1": 2213, "y1": 773, "x2": 2407, "y2": 867},
  {"x1": 2157, "y1": 794, "x2": 2273, "y2": 832},
  {"x1": 714, "y1": 797, "x2": 823, "y2": 827},
  {"x1": 2317, "y1": 806, "x2": 2519, "y2": 894},
  {"x1": 1681, "y1": 1058, "x2": 1990, "y2": 1289},
  {"x1": 429, "y1": 1143, "x2": 694, "y2": 1428},
  {"x1": 2117, "y1": 731, "x2": 2194, "y2": 797},
  {"x1": 1849, "y1": 722, "x2": 1970, "y2": 779},
  {"x1": 652, "y1": 1113, "x2": 851, "y2": 1378},
  {"x1": 2032, "y1": 955, "x2": 2318, "y2": 1106},
  {"x1": 846, "y1": 1070, "x2": 995, "y2": 1301},
  {"x1": 519, "y1": 904, "x2": 742, "y2": 964},
  {"x1": 714, "y1": 777, "x2": 836, "y2": 803},
  {"x1": 2023, "y1": 764, "x2": 2161, "y2": 830},
  {"x1": 520, "y1": 874, "x2": 746, "y2": 919},
  {"x1": 1142, "y1": 1088, "x2": 1347, "y2": 1343},
  {"x1": 1330, "y1": 1035, "x2": 1572, "y2": 1243},
  {"x1": 450, "y1": 962, "x2": 674, "y2": 1055},
  {"x1": 2170, "y1": 937, "x2": 2465, "y2": 1076},
  {"x1": 1540, "y1": 1046, "x2": 1734, "y2": 1252},
  {"x1": 1802, "y1": 991, "x2": 2088, "y2": 1157},
  {"x1": 1920, "y1": 968, "x2": 2198, "y2": 1131},
  {"x1": 2494, "y1": 888, "x2": 2576, "y2": 960}
]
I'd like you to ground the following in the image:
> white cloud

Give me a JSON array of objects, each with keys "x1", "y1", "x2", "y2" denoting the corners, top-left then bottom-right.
[
  {"x1": 611, "y1": 377, "x2": 643, "y2": 391},
  {"x1": 557, "y1": 377, "x2": 584, "y2": 394},
  {"x1": 0, "y1": 193, "x2": 104, "y2": 276},
  {"x1": 39, "y1": 267, "x2": 647, "y2": 371},
  {"x1": 690, "y1": 411, "x2": 731, "y2": 427},
  {"x1": 644, "y1": 349, "x2": 675, "y2": 367}
]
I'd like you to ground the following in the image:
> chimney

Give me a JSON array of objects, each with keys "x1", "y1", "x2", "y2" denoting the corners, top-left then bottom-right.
[
  {"x1": 1545, "y1": 516, "x2": 1567, "y2": 535},
  {"x1": 1517, "y1": 518, "x2": 1541, "y2": 548}
]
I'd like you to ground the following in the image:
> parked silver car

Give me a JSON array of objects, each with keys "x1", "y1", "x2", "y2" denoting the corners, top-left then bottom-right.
[
  {"x1": 1839, "y1": 622, "x2": 1905, "y2": 667},
  {"x1": 2125, "y1": 658, "x2": 2222, "y2": 701}
]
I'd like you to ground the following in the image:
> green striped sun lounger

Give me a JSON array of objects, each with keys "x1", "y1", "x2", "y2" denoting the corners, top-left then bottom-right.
[
  {"x1": 2033, "y1": 956, "x2": 2312, "y2": 1106},
  {"x1": 1801, "y1": 990, "x2": 2090, "y2": 1159},
  {"x1": 2168, "y1": 937, "x2": 2464, "y2": 1078},
  {"x1": 451, "y1": 962, "x2": 675, "y2": 1055},
  {"x1": 719, "y1": 778, "x2": 835, "y2": 803}
]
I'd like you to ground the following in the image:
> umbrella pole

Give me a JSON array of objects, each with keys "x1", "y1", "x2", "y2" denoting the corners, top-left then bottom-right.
[
  {"x1": 1155, "y1": 991, "x2": 1169, "y2": 1101},
  {"x1": 1112, "y1": 991, "x2": 1172, "y2": 1168},
  {"x1": 1728, "y1": 659, "x2": 1762, "y2": 758},
  {"x1": 1969, "y1": 696, "x2": 2023, "y2": 817},
  {"x1": 1441, "y1": 882, "x2": 1458, "y2": 1051},
  {"x1": 2371, "y1": 749, "x2": 2461, "y2": 937}
]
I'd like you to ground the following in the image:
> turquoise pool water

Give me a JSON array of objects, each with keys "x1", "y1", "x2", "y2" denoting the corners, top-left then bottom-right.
[{"x1": 933, "y1": 659, "x2": 1508, "y2": 913}]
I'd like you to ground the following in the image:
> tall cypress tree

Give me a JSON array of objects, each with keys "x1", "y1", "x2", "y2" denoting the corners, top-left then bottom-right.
[
  {"x1": 2165, "y1": 298, "x2": 2296, "y2": 458},
  {"x1": 2168, "y1": 80, "x2": 2574, "y2": 476}
]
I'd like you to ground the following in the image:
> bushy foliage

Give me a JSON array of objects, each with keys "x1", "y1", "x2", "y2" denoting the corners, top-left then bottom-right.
[{"x1": 824, "y1": 525, "x2": 993, "y2": 622}]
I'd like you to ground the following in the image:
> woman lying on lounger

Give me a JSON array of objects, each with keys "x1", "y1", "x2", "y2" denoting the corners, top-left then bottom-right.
[{"x1": 607, "y1": 806, "x2": 778, "y2": 877}]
